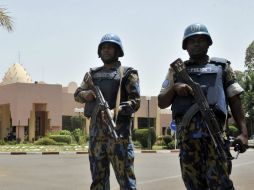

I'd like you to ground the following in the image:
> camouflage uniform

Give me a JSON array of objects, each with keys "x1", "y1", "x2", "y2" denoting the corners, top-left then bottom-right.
[
  {"x1": 159, "y1": 57, "x2": 243, "y2": 190},
  {"x1": 74, "y1": 61, "x2": 140, "y2": 190}
]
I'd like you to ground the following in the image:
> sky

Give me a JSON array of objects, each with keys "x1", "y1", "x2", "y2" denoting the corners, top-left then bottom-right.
[{"x1": 0, "y1": 0, "x2": 254, "y2": 96}]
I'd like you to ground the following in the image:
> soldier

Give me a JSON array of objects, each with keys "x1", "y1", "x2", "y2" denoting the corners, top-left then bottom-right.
[
  {"x1": 74, "y1": 33, "x2": 140, "y2": 190},
  {"x1": 158, "y1": 23, "x2": 248, "y2": 190}
]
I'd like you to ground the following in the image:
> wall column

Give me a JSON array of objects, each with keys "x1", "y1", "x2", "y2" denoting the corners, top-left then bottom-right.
[
  {"x1": 85, "y1": 118, "x2": 90, "y2": 134},
  {"x1": 16, "y1": 125, "x2": 25, "y2": 141},
  {"x1": 29, "y1": 107, "x2": 36, "y2": 141},
  {"x1": 156, "y1": 107, "x2": 161, "y2": 136},
  {"x1": 0, "y1": 105, "x2": 11, "y2": 140},
  {"x1": 133, "y1": 113, "x2": 138, "y2": 129}
]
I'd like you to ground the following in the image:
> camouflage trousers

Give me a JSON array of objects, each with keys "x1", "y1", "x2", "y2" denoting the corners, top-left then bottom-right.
[
  {"x1": 89, "y1": 138, "x2": 136, "y2": 190},
  {"x1": 179, "y1": 138, "x2": 235, "y2": 190}
]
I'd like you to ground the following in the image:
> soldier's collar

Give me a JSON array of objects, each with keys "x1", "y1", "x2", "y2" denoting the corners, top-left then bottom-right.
[{"x1": 103, "y1": 61, "x2": 121, "y2": 70}]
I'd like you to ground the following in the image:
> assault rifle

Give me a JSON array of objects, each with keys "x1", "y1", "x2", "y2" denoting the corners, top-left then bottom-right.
[
  {"x1": 84, "y1": 72, "x2": 118, "y2": 140},
  {"x1": 170, "y1": 58, "x2": 228, "y2": 161}
]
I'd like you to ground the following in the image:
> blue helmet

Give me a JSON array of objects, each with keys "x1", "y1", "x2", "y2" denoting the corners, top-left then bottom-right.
[
  {"x1": 98, "y1": 33, "x2": 124, "y2": 57},
  {"x1": 182, "y1": 23, "x2": 213, "y2": 50}
]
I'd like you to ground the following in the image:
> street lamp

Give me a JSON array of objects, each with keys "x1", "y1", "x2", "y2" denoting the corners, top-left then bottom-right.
[{"x1": 146, "y1": 96, "x2": 152, "y2": 149}]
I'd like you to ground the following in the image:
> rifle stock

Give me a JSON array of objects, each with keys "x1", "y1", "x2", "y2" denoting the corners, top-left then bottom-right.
[{"x1": 170, "y1": 58, "x2": 228, "y2": 161}]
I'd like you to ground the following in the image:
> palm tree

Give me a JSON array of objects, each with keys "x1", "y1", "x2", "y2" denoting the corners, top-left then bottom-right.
[{"x1": 0, "y1": 7, "x2": 13, "y2": 32}]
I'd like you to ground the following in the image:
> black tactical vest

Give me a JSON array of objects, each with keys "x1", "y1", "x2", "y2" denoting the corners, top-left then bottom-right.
[
  {"x1": 91, "y1": 67, "x2": 120, "y2": 109},
  {"x1": 171, "y1": 58, "x2": 228, "y2": 119}
]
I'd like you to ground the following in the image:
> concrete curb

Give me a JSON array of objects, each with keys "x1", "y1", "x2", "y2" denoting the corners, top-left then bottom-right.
[
  {"x1": 140, "y1": 149, "x2": 179, "y2": 153},
  {"x1": 140, "y1": 150, "x2": 157, "y2": 153},
  {"x1": 10, "y1": 152, "x2": 27, "y2": 155},
  {"x1": 0, "y1": 151, "x2": 89, "y2": 155},
  {"x1": 0, "y1": 150, "x2": 173, "y2": 155},
  {"x1": 2, "y1": 148, "x2": 252, "y2": 155},
  {"x1": 42, "y1": 152, "x2": 59, "y2": 155},
  {"x1": 170, "y1": 149, "x2": 180, "y2": 153}
]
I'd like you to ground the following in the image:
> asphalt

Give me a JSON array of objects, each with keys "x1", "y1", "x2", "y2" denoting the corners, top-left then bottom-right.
[{"x1": 1, "y1": 149, "x2": 253, "y2": 190}]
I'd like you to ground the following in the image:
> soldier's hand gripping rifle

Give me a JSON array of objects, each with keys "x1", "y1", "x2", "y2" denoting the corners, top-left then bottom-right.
[
  {"x1": 84, "y1": 72, "x2": 118, "y2": 140},
  {"x1": 170, "y1": 58, "x2": 229, "y2": 161}
]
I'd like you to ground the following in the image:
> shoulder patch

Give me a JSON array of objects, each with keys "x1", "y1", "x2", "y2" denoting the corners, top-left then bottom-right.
[{"x1": 162, "y1": 79, "x2": 170, "y2": 88}]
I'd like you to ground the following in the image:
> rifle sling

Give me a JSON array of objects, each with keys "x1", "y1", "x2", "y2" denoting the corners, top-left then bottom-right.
[{"x1": 114, "y1": 66, "x2": 124, "y2": 123}]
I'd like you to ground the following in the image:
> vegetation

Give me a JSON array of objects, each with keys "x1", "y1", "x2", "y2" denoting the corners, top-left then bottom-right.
[
  {"x1": 228, "y1": 125, "x2": 240, "y2": 137},
  {"x1": 72, "y1": 128, "x2": 87, "y2": 145},
  {"x1": 154, "y1": 135, "x2": 175, "y2": 149},
  {"x1": 132, "y1": 128, "x2": 156, "y2": 149},
  {"x1": 34, "y1": 137, "x2": 57, "y2": 145},
  {"x1": 246, "y1": 42, "x2": 254, "y2": 136},
  {"x1": 167, "y1": 140, "x2": 176, "y2": 149},
  {"x1": 233, "y1": 41, "x2": 254, "y2": 138},
  {"x1": 49, "y1": 135, "x2": 72, "y2": 145},
  {"x1": 245, "y1": 41, "x2": 254, "y2": 70},
  {"x1": 63, "y1": 115, "x2": 86, "y2": 132},
  {"x1": 0, "y1": 7, "x2": 14, "y2": 31}
]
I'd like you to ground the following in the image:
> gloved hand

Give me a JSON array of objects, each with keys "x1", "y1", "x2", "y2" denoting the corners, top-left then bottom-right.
[
  {"x1": 119, "y1": 101, "x2": 134, "y2": 116},
  {"x1": 232, "y1": 138, "x2": 249, "y2": 153}
]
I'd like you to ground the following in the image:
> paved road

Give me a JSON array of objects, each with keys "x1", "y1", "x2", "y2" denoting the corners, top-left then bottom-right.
[{"x1": 0, "y1": 150, "x2": 253, "y2": 190}]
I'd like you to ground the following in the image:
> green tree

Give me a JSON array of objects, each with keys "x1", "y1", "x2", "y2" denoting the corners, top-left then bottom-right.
[
  {"x1": 242, "y1": 41, "x2": 254, "y2": 137},
  {"x1": 245, "y1": 41, "x2": 254, "y2": 70},
  {"x1": 234, "y1": 70, "x2": 245, "y2": 88},
  {"x1": 0, "y1": 7, "x2": 14, "y2": 32}
]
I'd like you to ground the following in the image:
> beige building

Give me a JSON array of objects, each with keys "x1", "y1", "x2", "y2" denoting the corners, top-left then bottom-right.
[{"x1": 0, "y1": 63, "x2": 172, "y2": 141}]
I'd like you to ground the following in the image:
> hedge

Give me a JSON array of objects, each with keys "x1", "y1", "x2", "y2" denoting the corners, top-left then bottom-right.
[
  {"x1": 132, "y1": 128, "x2": 156, "y2": 148},
  {"x1": 49, "y1": 135, "x2": 72, "y2": 144},
  {"x1": 34, "y1": 137, "x2": 57, "y2": 145}
]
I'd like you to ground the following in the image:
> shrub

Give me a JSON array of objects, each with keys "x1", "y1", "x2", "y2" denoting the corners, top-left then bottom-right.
[
  {"x1": 49, "y1": 135, "x2": 72, "y2": 144},
  {"x1": 59, "y1": 130, "x2": 72, "y2": 135},
  {"x1": 0, "y1": 140, "x2": 6, "y2": 145},
  {"x1": 47, "y1": 130, "x2": 71, "y2": 137},
  {"x1": 133, "y1": 128, "x2": 156, "y2": 148},
  {"x1": 155, "y1": 136, "x2": 164, "y2": 146},
  {"x1": 228, "y1": 125, "x2": 239, "y2": 137},
  {"x1": 34, "y1": 137, "x2": 57, "y2": 145},
  {"x1": 72, "y1": 128, "x2": 86, "y2": 144},
  {"x1": 132, "y1": 129, "x2": 137, "y2": 141},
  {"x1": 155, "y1": 135, "x2": 173, "y2": 146},
  {"x1": 167, "y1": 140, "x2": 176, "y2": 150},
  {"x1": 162, "y1": 135, "x2": 173, "y2": 145},
  {"x1": 6, "y1": 140, "x2": 18, "y2": 145},
  {"x1": 133, "y1": 140, "x2": 142, "y2": 148}
]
